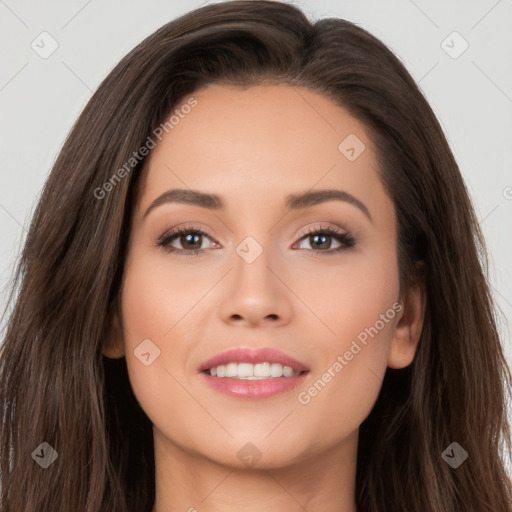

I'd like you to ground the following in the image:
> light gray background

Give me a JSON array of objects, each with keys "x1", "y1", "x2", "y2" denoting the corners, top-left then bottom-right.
[{"x1": 1, "y1": 1, "x2": 511, "y2": 382}]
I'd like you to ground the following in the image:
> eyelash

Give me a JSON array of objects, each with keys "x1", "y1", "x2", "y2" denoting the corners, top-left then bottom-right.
[{"x1": 156, "y1": 224, "x2": 356, "y2": 256}]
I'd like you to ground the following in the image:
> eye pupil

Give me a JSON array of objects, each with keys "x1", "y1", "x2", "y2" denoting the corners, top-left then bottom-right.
[
  {"x1": 182, "y1": 233, "x2": 201, "y2": 249},
  {"x1": 311, "y1": 234, "x2": 331, "y2": 249}
]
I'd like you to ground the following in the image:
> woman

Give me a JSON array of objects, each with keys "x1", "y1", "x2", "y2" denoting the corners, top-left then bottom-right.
[{"x1": 1, "y1": 1, "x2": 511, "y2": 511}]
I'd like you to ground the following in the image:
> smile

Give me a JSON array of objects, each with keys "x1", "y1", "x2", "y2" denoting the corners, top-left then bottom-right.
[{"x1": 198, "y1": 347, "x2": 310, "y2": 399}]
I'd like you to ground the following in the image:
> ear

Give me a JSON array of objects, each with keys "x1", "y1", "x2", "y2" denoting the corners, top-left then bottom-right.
[
  {"x1": 387, "y1": 267, "x2": 426, "y2": 369},
  {"x1": 102, "y1": 305, "x2": 125, "y2": 359}
]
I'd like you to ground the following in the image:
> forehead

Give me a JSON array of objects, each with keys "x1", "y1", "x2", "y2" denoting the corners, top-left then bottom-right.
[{"x1": 136, "y1": 84, "x2": 388, "y2": 218}]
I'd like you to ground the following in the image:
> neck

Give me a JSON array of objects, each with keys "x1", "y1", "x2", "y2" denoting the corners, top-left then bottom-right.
[{"x1": 151, "y1": 427, "x2": 358, "y2": 512}]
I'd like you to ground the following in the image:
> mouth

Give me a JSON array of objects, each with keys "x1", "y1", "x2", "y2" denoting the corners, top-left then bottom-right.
[{"x1": 198, "y1": 347, "x2": 310, "y2": 399}]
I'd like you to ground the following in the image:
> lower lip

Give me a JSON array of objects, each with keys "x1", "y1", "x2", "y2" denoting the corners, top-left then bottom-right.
[{"x1": 200, "y1": 371, "x2": 309, "y2": 399}]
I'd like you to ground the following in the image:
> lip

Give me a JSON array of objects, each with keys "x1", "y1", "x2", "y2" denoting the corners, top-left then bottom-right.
[
  {"x1": 197, "y1": 347, "x2": 310, "y2": 373},
  {"x1": 197, "y1": 347, "x2": 310, "y2": 400},
  {"x1": 200, "y1": 372, "x2": 309, "y2": 399}
]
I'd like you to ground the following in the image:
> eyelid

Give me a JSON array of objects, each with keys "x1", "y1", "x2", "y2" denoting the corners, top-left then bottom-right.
[{"x1": 297, "y1": 223, "x2": 345, "y2": 238}]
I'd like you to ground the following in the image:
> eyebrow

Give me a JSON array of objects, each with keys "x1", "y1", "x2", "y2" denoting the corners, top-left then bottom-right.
[{"x1": 143, "y1": 188, "x2": 372, "y2": 222}]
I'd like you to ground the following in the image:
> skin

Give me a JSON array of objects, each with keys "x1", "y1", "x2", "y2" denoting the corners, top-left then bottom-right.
[{"x1": 103, "y1": 84, "x2": 425, "y2": 512}]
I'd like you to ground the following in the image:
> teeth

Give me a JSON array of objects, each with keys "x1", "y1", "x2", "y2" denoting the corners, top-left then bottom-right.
[
  {"x1": 208, "y1": 362, "x2": 301, "y2": 379},
  {"x1": 254, "y1": 362, "x2": 270, "y2": 377},
  {"x1": 226, "y1": 362, "x2": 238, "y2": 377}
]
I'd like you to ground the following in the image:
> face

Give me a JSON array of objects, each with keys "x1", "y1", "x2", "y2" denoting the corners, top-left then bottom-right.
[{"x1": 106, "y1": 84, "x2": 421, "y2": 469}]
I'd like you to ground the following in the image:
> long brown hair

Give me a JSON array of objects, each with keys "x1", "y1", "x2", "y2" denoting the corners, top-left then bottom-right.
[{"x1": 1, "y1": 1, "x2": 511, "y2": 510}]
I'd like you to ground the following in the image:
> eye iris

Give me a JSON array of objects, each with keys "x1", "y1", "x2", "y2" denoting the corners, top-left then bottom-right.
[
  {"x1": 311, "y1": 234, "x2": 331, "y2": 249},
  {"x1": 182, "y1": 233, "x2": 202, "y2": 249}
]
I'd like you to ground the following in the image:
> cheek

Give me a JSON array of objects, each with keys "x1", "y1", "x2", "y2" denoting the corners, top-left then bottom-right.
[
  {"x1": 291, "y1": 237, "x2": 399, "y2": 351},
  {"x1": 118, "y1": 251, "x2": 205, "y2": 444},
  {"x1": 118, "y1": 250, "x2": 187, "y2": 388},
  {"x1": 120, "y1": 248, "x2": 211, "y2": 342},
  {"x1": 292, "y1": 243, "x2": 399, "y2": 430}
]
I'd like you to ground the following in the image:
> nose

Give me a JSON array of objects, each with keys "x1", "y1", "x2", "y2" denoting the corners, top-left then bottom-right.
[{"x1": 218, "y1": 244, "x2": 294, "y2": 328}]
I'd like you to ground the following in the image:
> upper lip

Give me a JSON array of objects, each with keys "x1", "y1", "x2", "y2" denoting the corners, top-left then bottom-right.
[{"x1": 198, "y1": 347, "x2": 310, "y2": 373}]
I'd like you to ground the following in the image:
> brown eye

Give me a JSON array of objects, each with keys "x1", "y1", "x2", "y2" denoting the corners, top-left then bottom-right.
[
  {"x1": 157, "y1": 227, "x2": 217, "y2": 255},
  {"x1": 175, "y1": 232, "x2": 203, "y2": 250},
  {"x1": 295, "y1": 226, "x2": 356, "y2": 254},
  {"x1": 305, "y1": 233, "x2": 336, "y2": 250}
]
